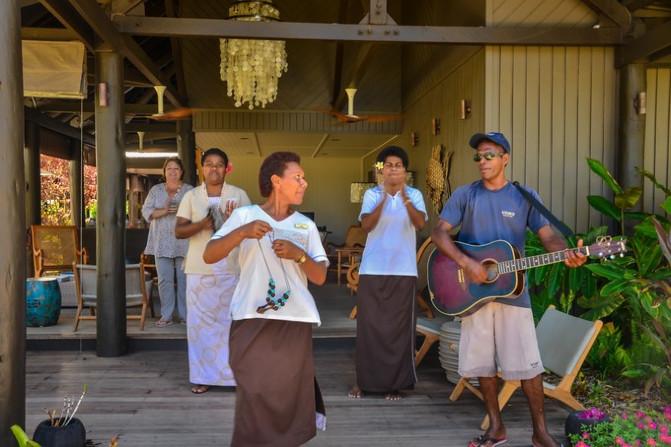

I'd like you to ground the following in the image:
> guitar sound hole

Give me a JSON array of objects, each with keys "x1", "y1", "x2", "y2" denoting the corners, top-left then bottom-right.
[{"x1": 482, "y1": 260, "x2": 499, "y2": 283}]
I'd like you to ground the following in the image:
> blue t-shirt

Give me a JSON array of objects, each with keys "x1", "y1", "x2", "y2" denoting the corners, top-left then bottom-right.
[{"x1": 439, "y1": 181, "x2": 550, "y2": 308}]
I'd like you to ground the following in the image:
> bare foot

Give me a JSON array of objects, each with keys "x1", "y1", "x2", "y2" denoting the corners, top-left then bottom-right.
[
  {"x1": 531, "y1": 432, "x2": 559, "y2": 447},
  {"x1": 384, "y1": 390, "x2": 403, "y2": 401},
  {"x1": 467, "y1": 433, "x2": 508, "y2": 447},
  {"x1": 191, "y1": 384, "x2": 209, "y2": 394},
  {"x1": 348, "y1": 386, "x2": 363, "y2": 399}
]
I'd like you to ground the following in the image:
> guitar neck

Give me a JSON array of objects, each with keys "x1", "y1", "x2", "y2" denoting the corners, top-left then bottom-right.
[{"x1": 497, "y1": 246, "x2": 588, "y2": 274}]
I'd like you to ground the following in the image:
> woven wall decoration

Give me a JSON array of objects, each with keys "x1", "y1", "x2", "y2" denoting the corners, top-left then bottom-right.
[{"x1": 426, "y1": 144, "x2": 453, "y2": 215}]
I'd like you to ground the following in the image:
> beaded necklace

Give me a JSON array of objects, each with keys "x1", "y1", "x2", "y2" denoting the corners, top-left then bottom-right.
[{"x1": 256, "y1": 232, "x2": 291, "y2": 314}]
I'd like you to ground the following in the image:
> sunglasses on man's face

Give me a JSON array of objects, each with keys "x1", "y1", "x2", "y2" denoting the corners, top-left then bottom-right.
[{"x1": 473, "y1": 151, "x2": 505, "y2": 162}]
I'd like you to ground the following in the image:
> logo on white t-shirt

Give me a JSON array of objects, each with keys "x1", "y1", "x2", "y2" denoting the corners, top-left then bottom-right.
[{"x1": 501, "y1": 210, "x2": 516, "y2": 218}]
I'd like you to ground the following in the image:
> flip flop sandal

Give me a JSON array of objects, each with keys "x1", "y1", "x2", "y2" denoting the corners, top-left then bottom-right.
[
  {"x1": 155, "y1": 319, "x2": 173, "y2": 328},
  {"x1": 191, "y1": 385, "x2": 209, "y2": 394},
  {"x1": 468, "y1": 434, "x2": 508, "y2": 447}
]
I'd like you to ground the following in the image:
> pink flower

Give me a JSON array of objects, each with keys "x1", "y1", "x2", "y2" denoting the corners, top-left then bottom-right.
[
  {"x1": 579, "y1": 408, "x2": 607, "y2": 421},
  {"x1": 661, "y1": 426, "x2": 669, "y2": 435},
  {"x1": 582, "y1": 432, "x2": 591, "y2": 439},
  {"x1": 648, "y1": 438, "x2": 657, "y2": 446},
  {"x1": 616, "y1": 437, "x2": 626, "y2": 446},
  {"x1": 640, "y1": 423, "x2": 648, "y2": 430},
  {"x1": 623, "y1": 412, "x2": 630, "y2": 420},
  {"x1": 638, "y1": 411, "x2": 648, "y2": 419},
  {"x1": 661, "y1": 434, "x2": 671, "y2": 445},
  {"x1": 650, "y1": 421, "x2": 659, "y2": 430},
  {"x1": 575, "y1": 441, "x2": 590, "y2": 447}
]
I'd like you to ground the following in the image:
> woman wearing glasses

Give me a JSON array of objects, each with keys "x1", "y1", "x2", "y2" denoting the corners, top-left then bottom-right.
[
  {"x1": 175, "y1": 148, "x2": 251, "y2": 395},
  {"x1": 203, "y1": 152, "x2": 328, "y2": 447},
  {"x1": 349, "y1": 146, "x2": 428, "y2": 401}
]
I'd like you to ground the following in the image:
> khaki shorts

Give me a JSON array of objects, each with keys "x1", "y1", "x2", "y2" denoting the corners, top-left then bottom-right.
[{"x1": 458, "y1": 302, "x2": 544, "y2": 381}]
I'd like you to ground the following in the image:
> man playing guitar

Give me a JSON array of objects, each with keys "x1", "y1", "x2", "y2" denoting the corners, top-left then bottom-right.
[{"x1": 431, "y1": 132, "x2": 586, "y2": 447}]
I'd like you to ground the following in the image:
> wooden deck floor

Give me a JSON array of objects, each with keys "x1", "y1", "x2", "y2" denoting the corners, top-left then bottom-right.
[{"x1": 26, "y1": 340, "x2": 570, "y2": 446}]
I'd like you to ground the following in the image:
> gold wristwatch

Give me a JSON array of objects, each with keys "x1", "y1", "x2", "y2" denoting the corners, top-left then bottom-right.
[{"x1": 295, "y1": 252, "x2": 307, "y2": 264}]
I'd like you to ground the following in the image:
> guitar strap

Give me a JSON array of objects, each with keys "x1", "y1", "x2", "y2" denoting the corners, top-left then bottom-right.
[{"x1": 512, "y1": 181, "x2": 574, "y2": 238}]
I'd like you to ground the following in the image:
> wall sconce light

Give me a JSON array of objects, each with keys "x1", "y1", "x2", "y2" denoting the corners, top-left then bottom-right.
[
  {"x1": 459, "y1": 99, "x2": 471, "y2": 120},
  {"x1": 97, "y1": 82, "x2": 108, "y2": 107},
  {"x1": 634, "y1": 91, "x2": 646, "y2": 115},
  {"x1": 432, "y1": 118, "x2": 440, "y2": 136},
  {"x1": 410, "y1": 131, "x2": 418, "y2": 147}
]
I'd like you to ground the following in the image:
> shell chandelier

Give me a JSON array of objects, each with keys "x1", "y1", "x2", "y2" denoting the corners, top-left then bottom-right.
[{"x1": 219, "y1": 0, "x2": 288, "y2": 110}]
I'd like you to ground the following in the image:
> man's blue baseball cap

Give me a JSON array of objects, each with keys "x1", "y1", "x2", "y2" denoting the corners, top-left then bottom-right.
[{"x1": 469, "y1": 132, "x2": 511, "y2": 153}]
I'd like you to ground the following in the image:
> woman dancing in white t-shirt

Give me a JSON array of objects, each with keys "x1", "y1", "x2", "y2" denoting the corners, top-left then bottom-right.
[{"x1": 204, "y1": 151, "x2": 328, "y2": 447}]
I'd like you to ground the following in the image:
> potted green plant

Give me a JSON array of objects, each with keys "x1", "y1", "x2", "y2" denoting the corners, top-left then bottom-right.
[
  {"x1": 565, "y1": 407, "x2": 609, "y2": 439},
  {"x1": 568, "y1": 406, "x2": 671, "y2": 446},
  {"x1": 33, "y1": 385, "x2": 87, "y2": 447}
]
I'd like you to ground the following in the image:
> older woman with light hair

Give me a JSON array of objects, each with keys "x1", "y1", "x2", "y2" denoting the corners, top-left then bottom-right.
[{"x1": 142, "y1": 157, "x2": 193, "y2": 327}]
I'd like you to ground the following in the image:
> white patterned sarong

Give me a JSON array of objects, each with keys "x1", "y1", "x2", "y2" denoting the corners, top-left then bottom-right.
[{"x1": 186, "y1": 273, "x2": 237, "y2": 386}]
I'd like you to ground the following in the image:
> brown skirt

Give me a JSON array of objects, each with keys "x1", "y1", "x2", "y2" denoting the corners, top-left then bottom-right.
[
  {"x1": 229, "y1": 318, "x2": 325, "y2": 447},
  {"x1": 355, "y1": 274, "x2": 417, "y2": 393}
]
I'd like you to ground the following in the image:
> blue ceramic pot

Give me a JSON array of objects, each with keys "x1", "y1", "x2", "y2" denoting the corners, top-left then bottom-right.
[
  {"x1": 565, "y1": 410, "x2": 609, "y2": 439},
  {"x1": 26, "y1": 278, "x2": 61, "y2": 327},
  {"x1": 33, "y1": 418, "x2": 86, "y2": 447}
]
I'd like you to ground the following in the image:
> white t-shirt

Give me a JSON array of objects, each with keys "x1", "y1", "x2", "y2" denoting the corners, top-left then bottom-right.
[
  {"x1": 211, "y1": 205, "x2": 329, "y2": 325},
  {"x1": 358, "y1": 185, "x2": 428, "y2": 276},
  {"x1": 176, "y1": 182, "x2": 251, "y2": 275}
]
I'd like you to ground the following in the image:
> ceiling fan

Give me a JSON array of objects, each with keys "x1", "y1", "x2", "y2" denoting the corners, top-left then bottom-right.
[
  {"x1": 148, "y1": 85, "x2": 193, "y2": 121},
  {"x1": 329, "y1": 88, "x2": 401, "y2": 124}
]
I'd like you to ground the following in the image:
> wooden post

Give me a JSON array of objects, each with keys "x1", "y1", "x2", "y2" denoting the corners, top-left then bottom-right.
[
  {"x1": 177, "y1": 118, "x2": 197, "y2": 186},
  {"x1": 617, "y1": 63, "x2": 646, "y2": 206},
  {"x1": 25, "y1": 120, "x2": 41, "y2": 226},
  {"x1": 69, "y1": 141, "x2": 84, "y2": 228},
  {"x1": 95, "y1": 45, "x2": 127, "y2": 357},
  {"x1": 0, "y1": 1, "x2": 26, "y2": 445}
]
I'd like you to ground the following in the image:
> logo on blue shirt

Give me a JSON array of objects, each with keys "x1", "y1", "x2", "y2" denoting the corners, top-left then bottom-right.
[{"x1": 501, "y1": 210, "x2": 515, "y2": 218}]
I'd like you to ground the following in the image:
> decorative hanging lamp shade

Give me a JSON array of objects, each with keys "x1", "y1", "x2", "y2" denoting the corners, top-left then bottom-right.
[{"x1": 219, "y1": 0, "x2": 288, "y2": 110}]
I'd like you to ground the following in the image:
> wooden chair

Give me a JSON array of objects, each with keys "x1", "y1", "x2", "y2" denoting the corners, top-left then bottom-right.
[
  {"x1": 449, "y1": 306, "x2": 603, "y2": 430},
  {"x1": 327, "y1": 225, "x2": 367, "y2": 285},
  {"x1": 31, "y1": 225, "x2": 88, "y2": 277},
  {"x1": 139, "y1": 252, "x2": 157, "y2": 318},
  {"x1": 72, "y1": 263, "x2": 150, "y2": 331}
]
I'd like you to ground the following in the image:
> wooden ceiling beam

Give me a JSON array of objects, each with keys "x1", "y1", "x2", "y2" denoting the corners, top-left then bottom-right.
[
  {"x1": 311, "y1": 134, "x2": 329, "y2": 158},
  {"x1": 66, "y1": 0, "x2": 183, "y2": 108},
  {"x1": 21, "y1": 26, "x2": 79, "y2": 40},
  {"x1": 616, "y1": 19, "x2": 671, "y2": 66},
  {"x1": 125, "y1": 122, "x2": 176, "y2": 133},
  {"x1": 36, "y1": 100, "x2": 161, "y2": 114},
  {"x1": 24, "y1": 107, "x2": 95, "y2": 145},
  {"x1": 330, "y1": 0, "x2": 349, "y2": 108},
  {"x1": 581, "y1": 0, "x2": 632, "y2": 30},
  {"x1": 164, "y1": 0, "x2": 187, "y2": 100},
  {"x1": 112, "y1": 16, "x2": 623, "y2": 45},
  {"x1": 623, "y1": 0, "x2": 658, "y2": 12},
  {"x1": 37, "y1": 0, "x2": 95, "y2": 50}
]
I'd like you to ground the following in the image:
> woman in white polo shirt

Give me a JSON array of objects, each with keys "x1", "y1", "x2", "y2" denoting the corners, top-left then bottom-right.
[
  {"x1": 204, "y1": 152, "x2": 328, "y2": 447},
  {"x1": 175, "y1": 148, "x2": 251, "y2": 395},
  {"x1": 348, "y1": 146, "x2": 428, "y2": 401}
]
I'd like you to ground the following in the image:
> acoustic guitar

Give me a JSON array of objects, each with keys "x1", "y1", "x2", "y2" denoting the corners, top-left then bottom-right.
[{"x1": 427, "y1": 236, "x2": 627, "y2": 317}]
